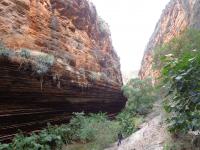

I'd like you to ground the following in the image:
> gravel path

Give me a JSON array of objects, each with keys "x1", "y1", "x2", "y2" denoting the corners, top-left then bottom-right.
[{"x1": 105, "y1": 101, "x2": 168, "y2": 150}]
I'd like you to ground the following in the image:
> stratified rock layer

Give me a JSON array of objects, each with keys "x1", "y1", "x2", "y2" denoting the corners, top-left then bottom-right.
[
  {"x1": 0, "y1": 0, "x2": 122, "y2": 82},
  {"x1": 139, "y1": 0, "x2": 200, "y2": 80},
  {"x1": 0, "y1": 0, "x2": 126, "y2": 141}
]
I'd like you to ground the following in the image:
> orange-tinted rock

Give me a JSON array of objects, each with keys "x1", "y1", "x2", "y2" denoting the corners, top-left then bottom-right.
[
  {"x1": 0, "y1": 0, "x2": 126, "y2": 141},
  {"x1": 0, "y1": 0, "x2": 122, "y2": 82},
  {"x1": 139, "y1": 0, "x2": 200, "y2": 81}
]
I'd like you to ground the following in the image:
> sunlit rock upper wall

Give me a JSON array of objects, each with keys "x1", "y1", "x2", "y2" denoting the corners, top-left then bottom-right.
[
  {"x1": 0, "y1": 0, "x2": 122, "y2": 84},
  {"x1": 139, "y1": 0, "x2": 200, "y2": 81}
]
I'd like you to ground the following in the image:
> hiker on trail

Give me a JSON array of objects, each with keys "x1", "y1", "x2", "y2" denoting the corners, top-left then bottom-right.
[{"x1": 117, "y1": 132, "x2": 123, "y2": 146}]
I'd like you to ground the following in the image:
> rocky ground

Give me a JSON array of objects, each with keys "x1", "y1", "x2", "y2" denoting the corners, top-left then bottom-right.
[{"x1": 105, "y1": 101, "x2": 168, "y2": 150}]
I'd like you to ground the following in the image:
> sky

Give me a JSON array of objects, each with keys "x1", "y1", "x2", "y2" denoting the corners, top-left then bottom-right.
[{"x1": 90, "y1": 0, "x2": 170, "y2": 74}]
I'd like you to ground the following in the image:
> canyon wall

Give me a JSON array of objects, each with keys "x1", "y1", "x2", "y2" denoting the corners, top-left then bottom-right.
[
  {"x1": 139, "y1": 0, "x2": 200, "y2": 80},
  {"x1": 0, "y1": 0, "x2": 126, "y2": 141}
]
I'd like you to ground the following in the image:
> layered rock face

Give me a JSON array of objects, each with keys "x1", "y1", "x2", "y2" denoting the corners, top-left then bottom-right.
[
  {"x1": 0, "y1": 0, "x2": 126, "y2": 141},
  {"x1": 0, "y1": 0, "x2": 122, "y2": 81},
  {"x1": 139, "y1": 0, "x2": 200, "y2": 80}
]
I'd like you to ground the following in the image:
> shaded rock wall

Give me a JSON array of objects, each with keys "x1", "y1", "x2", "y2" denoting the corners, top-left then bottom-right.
[
  {"x1": 0, "y1": 60, "x2": 125, "y2": 141},
  {"x1": 0, "y1": 0, "x2": 126, "y2": 141},
  {"x1": 139, "y1": 0, "x2": 200, "y2": 81}
]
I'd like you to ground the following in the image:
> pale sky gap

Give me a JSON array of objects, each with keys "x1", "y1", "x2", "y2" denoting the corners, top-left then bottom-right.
[{"x1": 91, "y1": 0, "x2": 170, "y2": 74}]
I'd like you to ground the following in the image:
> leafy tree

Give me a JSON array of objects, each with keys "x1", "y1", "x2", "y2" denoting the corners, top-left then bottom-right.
[
  {"x1": 119, "y1": 78, "x2": 155, "y2": 135},
  {"x1": 156, "y1": 29, "x2": 200, "y2": 134},
  {"x1": 162, "y1": 50, "x2": 200, "y2": 133},
  {"x1": 153, "y1": 29, "x2": 200, "y2": 70},
  {"x1": 122, "y1": 78, "x2": 155, "y2": 114}
]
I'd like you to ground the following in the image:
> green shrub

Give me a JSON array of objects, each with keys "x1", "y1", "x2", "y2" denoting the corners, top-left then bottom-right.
[
  {"x1": 0, "y1": 44, "x2": 12, "y2": 58},
  {"x1": 69, "y1": 112, "x2": 109, "y2": 142},
  {"x1": 162, "y1": 50, "x2": 200, "y2": 133},
  {"x1": 12, "y1": 133, "x2": 42, "y2": 150},
  {"x1": 67, "y1": 112, "x2": 121, "y2": 149},
  {"x1": 68, "y1": 112, "x2": 86, "y2": 140},
  {"x1": 34, "y1": 64, "x2": 49, "y2": 75},
  {"x1": 0, "y1": 123, "x2": 74, "y2": 150},
  {"x1": 116, "y1": 111, "x2": 136, "y2": 136},
  {"x1": 35, "y1": 54, "x2": 54, "y2": 67},
  {"x1": 0, "y1": 49, "x2": 11, "y2": 58},
  {"x1": 163, "y1": 143, "x2": 177, "y2": 150},
  {"x1": 122, "y1": 78, "x2": 155, "y2": 114},
  {"x1": 153, "y1": 29, "x2": 200, "y2": 70},
  {"x1": 19, "y1": 49, "x2": 31, "y2": 59},
  {"x1": 34, "y1": 54, "x2": 54, "y2": 75},
  {"x1": 86, "y1": 121, "x2": 120, "y2": 150},
  {"x1": 52, "y1": 125, "x2": 73, "y2": 144},
  {"x1": 0, "y1": 110, "x2": 142, "y2": 150},
  {"x1": 155, "y1": 29, "x2": 200, "y2": 134},
  {"x1": 0, "y1": 44, "x2": 54, "y2": 76},
  {"x1": 88, "y1": 72, "x2": 110, "y2": 82},
  {"x1": 0, "y1": 143, "x2": 11, "y2": 150},
  {"x1": 38, "y1": 129, "x2": 63, "y2": 150},
  {"x1": 119, "y1": 78, "x2": 155, "y2": 135},
  {"x1": 88, "y1": 72, "x2": 101, "y2": 81}
]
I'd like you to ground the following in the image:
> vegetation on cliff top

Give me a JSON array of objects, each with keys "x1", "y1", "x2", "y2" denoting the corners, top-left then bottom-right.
[
  {"x1": 0, "y1": 43, "x2": 119, "y2": 86},
  {"x1": 0, "y1": 44, "x2": 55, "y2": 76}
]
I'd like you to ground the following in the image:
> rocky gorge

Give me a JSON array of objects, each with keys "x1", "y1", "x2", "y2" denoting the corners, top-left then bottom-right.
[
  {"x1": 139, "y1": 0, "x2": 200, "y2": 81},
  {"x1": 0, "y1": 0, "x2": 126, "y2": 141}
]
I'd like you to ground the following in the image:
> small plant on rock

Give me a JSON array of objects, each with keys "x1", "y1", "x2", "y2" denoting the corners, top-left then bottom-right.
[
  {"x1": 0, "y1": 43, "x2": 12, "y2": 58},
  {"x1": 97, "y1": 17, "x2": 110, "y2": 36},
  {"x1": 88, "y1": 71, "x2": 101, "y2": 82},
  {"x1": 19, "y1": 49, "x2": 31, "y2": 59},
  {"x1": 34, "y1": 54, "x2": 54, "y2": 75}
]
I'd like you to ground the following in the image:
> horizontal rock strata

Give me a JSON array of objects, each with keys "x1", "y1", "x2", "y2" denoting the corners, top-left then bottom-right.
[
  {"x1": 0, "y1": 0, "x2": 126, "y2": 141},
  {"x1": 0, "y1": 59, "x2": 125, "y2": 141}
]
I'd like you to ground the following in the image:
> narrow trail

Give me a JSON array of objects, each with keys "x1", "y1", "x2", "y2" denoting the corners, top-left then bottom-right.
[{"x1": 105, "y1": 100, "x2": 168, "y2": 150}]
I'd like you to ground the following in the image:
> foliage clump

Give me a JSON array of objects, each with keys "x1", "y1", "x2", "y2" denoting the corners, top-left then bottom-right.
[
  {"x1": 155, "y1": 29, "x2": 200, "y2": 134},
  {"x1": 119, "y1": 78, "x2": 155, "y2": 135},
  {"x1": 0, "y1": 44, "x2": 12, "y2": 58},
  {"x1": 88, "y1": 71, "x2": 109, "y2": 82},
  {"x1": 162, "y1": 50, "x2": 200, "y2": 133},
  {"x1": 19, "y1": 49, "x2": 31, "y2": 59},
  {"x1": 0, "y1": 113, "x2": 120, "y2": 150},
  {"x1": 97, "y1": 17, "x2": 111, "y2": 36},
  {"x1": 0, "y1": 43, "x2": 55, "y2": 76},
  {"x1": 69, "y1": 112, "x2": 119, "y2": 150},
  {"x1": 34, "y1": 54, "x2": 54, "y2": 75},
  {"x1": 0, "y1": 124, "x2": 73, "y2": 150},
  {"x1": 153, "y1": 29, "x2": 200, "y2": 70}
]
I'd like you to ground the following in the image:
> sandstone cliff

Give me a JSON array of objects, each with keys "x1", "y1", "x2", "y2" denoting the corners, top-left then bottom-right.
[
  {"x1": 0, "y1": 0, "x2": 125, "y2": 141},
  {"x1": 139, "y1": 0, "x2": 200, "y2": 80}
]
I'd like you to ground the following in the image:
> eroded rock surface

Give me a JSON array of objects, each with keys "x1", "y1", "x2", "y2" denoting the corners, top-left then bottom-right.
[
  {"x1": 139, "y1": 0, "x2": 200, "y2": 81},
  {"x1": 0, "y1": 0, "x2": 122, "y2": 82},
  {"x1": 0, "y1": 0, "x2": 125, "y2": 141}
]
